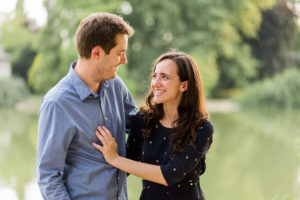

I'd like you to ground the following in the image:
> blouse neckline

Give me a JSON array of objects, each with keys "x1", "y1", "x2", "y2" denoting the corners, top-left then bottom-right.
[{"x1": 158, "y1": 121, "x2": 174, "y2": 130}]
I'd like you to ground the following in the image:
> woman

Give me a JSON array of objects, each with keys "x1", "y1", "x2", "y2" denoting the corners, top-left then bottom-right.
[{"x1": 92, "y1": 52, "x2": 213, "y2": 200}]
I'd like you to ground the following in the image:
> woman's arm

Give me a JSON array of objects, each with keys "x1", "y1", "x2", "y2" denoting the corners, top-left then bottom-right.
[{"x1": 92, "y1": 126, "x2": 168, "y2": 186}]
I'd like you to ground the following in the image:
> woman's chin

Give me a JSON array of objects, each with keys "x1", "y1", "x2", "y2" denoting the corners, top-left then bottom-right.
[{"x1": 153, "y1": 98, "x2": 163, "y2": 104}]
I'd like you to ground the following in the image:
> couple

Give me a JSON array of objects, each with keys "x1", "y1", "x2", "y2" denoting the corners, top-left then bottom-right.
[{"x1": 37, "y1": 12, "x2": 213, "y2": 200}]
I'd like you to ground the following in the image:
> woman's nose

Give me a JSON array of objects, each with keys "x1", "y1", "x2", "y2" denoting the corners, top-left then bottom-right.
[{"x1": 152, "y1": 77, "x2": 161, "y2": 87}]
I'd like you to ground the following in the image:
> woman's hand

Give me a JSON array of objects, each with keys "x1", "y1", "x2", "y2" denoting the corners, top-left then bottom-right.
[{"x1": 92, "y1": 126, "x2": 119, "y2": 165}]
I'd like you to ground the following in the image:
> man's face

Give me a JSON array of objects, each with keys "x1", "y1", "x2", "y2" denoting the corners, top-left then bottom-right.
[{"x1": 99, "y1": 34, "x2": 128, "y2": 80}]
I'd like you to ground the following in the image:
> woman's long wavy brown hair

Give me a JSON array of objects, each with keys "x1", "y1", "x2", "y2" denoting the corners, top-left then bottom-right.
[{"x1": 140, "y1": 52, "x2": 208, "y2": 157}]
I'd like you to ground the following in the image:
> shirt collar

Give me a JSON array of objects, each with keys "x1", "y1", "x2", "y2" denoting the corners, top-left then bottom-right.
[{"x1": 68, "y1": 61, "x2": 111, "y2": 101}]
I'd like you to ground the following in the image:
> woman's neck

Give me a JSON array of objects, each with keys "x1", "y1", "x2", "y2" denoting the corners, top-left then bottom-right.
[{"x1": 161, "y1": 103, "x2": 179, "y2": 128}]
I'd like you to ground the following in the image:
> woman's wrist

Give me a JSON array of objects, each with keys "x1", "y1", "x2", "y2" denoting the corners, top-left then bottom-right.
[{"x1": 109, "y1": 154, "x2": 121, "y2": 167}]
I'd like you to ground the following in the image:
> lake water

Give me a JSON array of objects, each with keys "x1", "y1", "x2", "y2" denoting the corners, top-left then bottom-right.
[{"x1": 0, "y1": 108, "x2": 299, "y2": 200}]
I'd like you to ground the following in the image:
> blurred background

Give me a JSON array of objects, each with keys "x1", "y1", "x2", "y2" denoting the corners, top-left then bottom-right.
[{"x1": 0, "y1": 0, "x2": 300, "y2": 199}]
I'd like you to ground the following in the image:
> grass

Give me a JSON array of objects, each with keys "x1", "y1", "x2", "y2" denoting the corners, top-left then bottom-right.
[{"x1": 128, "y1": 175, "x2": 142, "y2": 200}]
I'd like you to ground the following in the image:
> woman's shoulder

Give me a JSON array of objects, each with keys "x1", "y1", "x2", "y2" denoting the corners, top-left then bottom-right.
[
  {"x1": 133, "y1": 111, "x2": 145, "y2": 121},
  {"x1": 196, "y1": 120, "x2": 214, "y2": 136},
  {"x1": 194, "y1": 120, "x2": 214, "y2": 152},
  {"x1": 127, "y1": 111, "x2": 145, "y2": 128}
]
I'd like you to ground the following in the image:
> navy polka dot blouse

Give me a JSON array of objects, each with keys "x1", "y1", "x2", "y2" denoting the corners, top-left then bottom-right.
[{"x1": 126, "y1": 112, "x2": 214, "y2": 200}]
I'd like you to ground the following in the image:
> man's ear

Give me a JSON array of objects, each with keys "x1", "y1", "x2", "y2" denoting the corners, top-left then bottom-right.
[
  {"x1": 180, "y1": 81, "x2": 188, "y2": 92},
  {"x1": 90, "y1": 46, "x2": 104, "y2": 60}
]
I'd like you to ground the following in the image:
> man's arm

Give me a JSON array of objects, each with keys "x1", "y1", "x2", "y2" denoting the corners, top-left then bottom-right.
[
  {"x1": 116, "y1": 76, "x2": 138, "y2": 121},
  {"x1": 37, "y1": 101, "x2": 74, "y2": 200},
  {"x1": 124, "y1": 94, "x2": 138, "y2": 133}
]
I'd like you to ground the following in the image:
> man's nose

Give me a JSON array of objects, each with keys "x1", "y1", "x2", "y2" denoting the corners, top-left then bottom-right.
[{"x1": 121, "y1": 54, "x2": 127, "y2": 64}]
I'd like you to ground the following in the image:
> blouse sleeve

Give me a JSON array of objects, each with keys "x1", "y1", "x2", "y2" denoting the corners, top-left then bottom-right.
[
  {"x1": 126, "y1": 112, "x2": 144, "y2": 161},
  {"x1": 160, "y1": 120, "x2": 214, "y2": 186}
]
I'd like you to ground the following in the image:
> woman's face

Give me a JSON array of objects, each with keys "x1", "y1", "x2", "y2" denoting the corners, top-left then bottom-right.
[{"x1": 151, "y1": 59, "x2": 187, "y2": 106}]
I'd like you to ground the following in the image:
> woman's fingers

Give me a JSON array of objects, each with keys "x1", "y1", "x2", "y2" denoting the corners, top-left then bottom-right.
[
  {"x1": 92, "y1": 142, "x2": 103, "y2": 152},
  {"x1": 97, "y1": 126, "x2": 106, "y2": 136},
  {"x1": 95, "y1": 126, "x2": 114, "y2": 146},
  {"x1": 92, "y1": 126, "x2": 119, "y2": 164},
  {"x1": 101, "y1": 126, "x2": 112, "y2": 138},
  {"x1": 97, "y1": 126, "x2": 109, "y2": 137},
  {"x1": 95, "y1": 130, "x2": 106, "y2": 145},
  {"x1": 97, "y1": 126, "x2": 113, "y2": 140}
]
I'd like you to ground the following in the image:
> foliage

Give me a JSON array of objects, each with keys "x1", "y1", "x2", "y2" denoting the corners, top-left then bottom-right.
[
  {"x1": 190, "y1": 49, "x2": 219, "y2": 97},
  {"x1": 124, "y1": 0, "x2": 276, "y2": 96},
  {"x1": 27, "y1": 0, "x2": 123, "y2": 94},
  {"x1": 11, "y1": 45, "x2": 36, "y2": 80},
  {"x1": 245, "y1": 0, "x2": 297, "y2": 80},
  {"x1": 0, "y1": 77, "x2": 30, "y2": 107},
  {"x1": 26, "y1": 0, "x2": 278, "y2": 96},
  {"x1": 237, "y1": 68, "x2": 300, "y2": 108},
  {"x1": 0, "y1": 0, "x2": 38, "y2": 81}
]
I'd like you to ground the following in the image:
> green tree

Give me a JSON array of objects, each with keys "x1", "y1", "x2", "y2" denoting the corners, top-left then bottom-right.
[
  {"x1": 28, "y1": 0, "x2": 277, "y2": 97},
  {"x1": 0, "y1": 0, "x2": 38, "y2": 82},
  {"x1": 245, "y1": 0, "x2": 297, "y2": 80},
  {"x1": 28, "y1": 0, "x2": 123, "y2": 93},
  {"x1": 125, "y1": 0, "x2": 276, "y2": 96}
]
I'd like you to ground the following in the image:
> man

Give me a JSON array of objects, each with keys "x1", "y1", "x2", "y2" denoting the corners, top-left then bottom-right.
[{"x1": 37, "y1": 12, "x2": 137, "y2": 200}]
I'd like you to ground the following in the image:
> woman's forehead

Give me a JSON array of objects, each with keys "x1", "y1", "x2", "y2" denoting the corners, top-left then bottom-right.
[{"x1": 154, "y1": 59, "x2": 177, "y2": 74}]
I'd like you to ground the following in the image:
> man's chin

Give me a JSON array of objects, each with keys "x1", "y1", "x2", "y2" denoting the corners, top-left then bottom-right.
[{"x1": 109, "y1": 73, "x2": 118, "y2": 79}]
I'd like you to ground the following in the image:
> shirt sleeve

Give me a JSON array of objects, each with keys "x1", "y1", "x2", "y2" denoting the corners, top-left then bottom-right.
[
  {"x1": 126, "y1": 112, "x2": 144, "y2": 161},
  {"x1": 36, "y1": 100, "x2": 75, "y2": 200},
  {"x1": 160, "y1": 121, "x2": 214, "y2": 186},
  {"x1": 116, "y1": 76, "x2": 138, "y2": 123}
]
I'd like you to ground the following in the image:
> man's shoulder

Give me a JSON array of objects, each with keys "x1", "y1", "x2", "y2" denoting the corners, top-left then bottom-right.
[
  {"x1": 42, "y1": 76, "x2": 75, "y2": 105},
  {"x1": 110, "y1": 76, "x2": 128, "y2": 89}
]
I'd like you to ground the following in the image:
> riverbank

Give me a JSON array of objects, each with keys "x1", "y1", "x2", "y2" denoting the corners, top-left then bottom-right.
[
  {"x1": 15, "y1": 95, "x2": 239, "y2": 113},
  {"x1": 15, "y1": 95, "x2": 43, "y2": 113},
  {"x1": 206, "y1": 99, "x2": 239, "y2": 113}
]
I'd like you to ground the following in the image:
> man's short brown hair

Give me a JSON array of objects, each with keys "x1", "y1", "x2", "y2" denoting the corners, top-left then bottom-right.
[{"x1": 75, "y1": 12, "x2": 134, "y2": 58}]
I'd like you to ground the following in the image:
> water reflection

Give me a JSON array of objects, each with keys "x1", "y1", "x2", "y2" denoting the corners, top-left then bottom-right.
[
  {"x1": 0, "y1": 109, "x2": 39, "y2": 200},
  {"x1": 203, "y1": 109, "x2": 300, "y2": 200},
  {"x1": 0, "y1": 108, "x2": 299, "y2": 200}
]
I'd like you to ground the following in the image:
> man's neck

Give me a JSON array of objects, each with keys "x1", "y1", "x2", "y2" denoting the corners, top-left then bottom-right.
[{"x1": 74, "y1": 59, "x2": 102, "y2": 93}]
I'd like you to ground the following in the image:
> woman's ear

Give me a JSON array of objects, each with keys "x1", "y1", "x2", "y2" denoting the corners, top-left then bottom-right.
[{"x1": 180, "y1": 81, "x2": 188, "y2": 92}]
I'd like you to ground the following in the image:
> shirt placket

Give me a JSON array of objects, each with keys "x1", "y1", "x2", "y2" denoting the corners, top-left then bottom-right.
[
  {"x1": 99, "y1": 87, "x2": 111, "y2": 128},
  {"x1": 99, "y1": 86, "x2": 121, "y2": 199}
]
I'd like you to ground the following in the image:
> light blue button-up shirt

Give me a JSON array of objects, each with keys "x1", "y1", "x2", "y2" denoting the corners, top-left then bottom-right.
[{"x1": 37, "y1": 63, "x2": 137, "y2": 200}]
